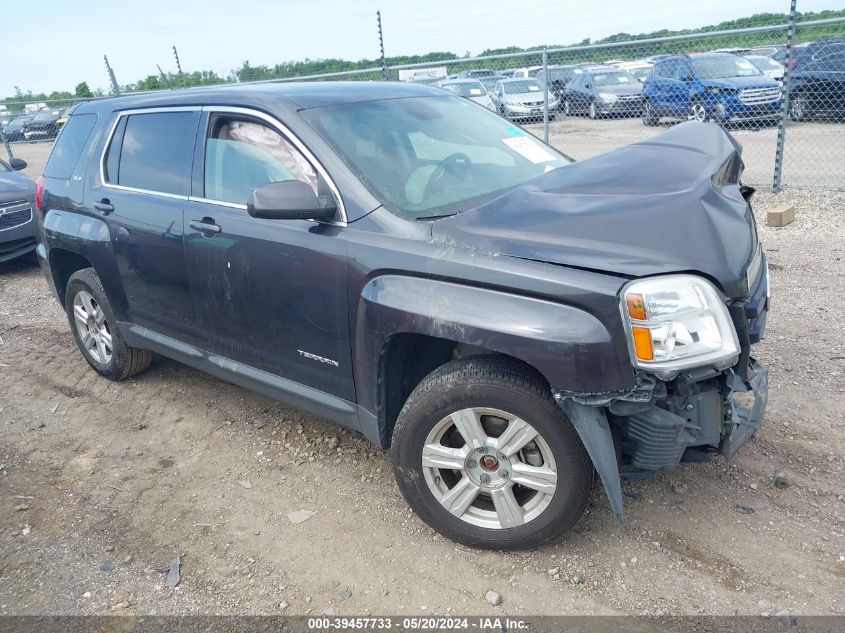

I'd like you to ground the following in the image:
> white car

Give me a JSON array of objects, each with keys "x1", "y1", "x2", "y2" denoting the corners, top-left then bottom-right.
[
  {"x1": 438, "y1": 79, "x2": 496, "y2": 110},
  {"x1": 615, "y1": 60, "x2": 654, "y2": 82},
  {"x1": 744, "y1": 55, "x2": 785, "y2": 82}
]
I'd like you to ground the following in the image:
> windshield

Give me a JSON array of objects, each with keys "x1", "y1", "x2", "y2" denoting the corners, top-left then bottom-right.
[
  {"x1": 442, "y1": 81, "x2": 487, "y2": 98},
  {"x1": 626, "y1": 67, "x2": 652, "y2": 81},
  {"x1": 691, "y1": 56, "x2": 762, "y2": 79},
  {"x1": 33, "y1": 110, "x2": 59, "y2": 122},
  {"x1": 747, "y1": 56, "x2": 782, "y2": 72},
  {"x1": 302, "y1": 96, "x2": 570, "y2": 219},
  {"x1": 592, "y1": 70, "x2": 636, "y2": 86},
  {"x1": 503, "y1": 80, "x2": 541, "y2": 94},
  {"x1": 0, "y1": 160, "x2": 8, "y2": 172}
]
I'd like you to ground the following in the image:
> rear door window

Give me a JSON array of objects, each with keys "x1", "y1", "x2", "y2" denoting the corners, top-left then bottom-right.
[
  {"x1": 43, "y1": 114, "x2": 97, "y2": 179},
  {"x1": 106, "y1": 111, "x2": 199, "y2": 196}
]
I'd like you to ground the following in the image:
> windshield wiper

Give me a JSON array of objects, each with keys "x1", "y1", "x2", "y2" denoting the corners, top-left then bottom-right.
[{"x1": 416, "y1": 213, "x2": 457, "y2": 221}]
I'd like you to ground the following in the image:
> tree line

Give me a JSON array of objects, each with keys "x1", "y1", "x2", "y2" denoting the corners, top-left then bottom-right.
[{"x1": 3, "y1": 9, "x2": 843, "y2": 111}]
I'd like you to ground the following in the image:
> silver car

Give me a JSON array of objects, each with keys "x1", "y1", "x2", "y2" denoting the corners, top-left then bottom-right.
[
  {"x1": 490, "y1": 79, "x2": 558, "y2": 121},
  {"x1": 438, "y1": 79, "x2": 496, "y2": 110}
]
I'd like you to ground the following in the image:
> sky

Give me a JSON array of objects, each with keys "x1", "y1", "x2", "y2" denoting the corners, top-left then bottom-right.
[{"x1": 2, "y1": 0, "x2": 842, "y2": 96}]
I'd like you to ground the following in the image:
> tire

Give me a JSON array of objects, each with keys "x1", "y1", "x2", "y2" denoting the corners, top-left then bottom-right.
[
  {"x1": 789, "y1": 94, "x2": 810, "y2": 121},
  {"x1": 588, "y1": 101, "x2": 599, "y2": 119},
  {"x1": 65, "y1": 268, "x2": 152, "y2": 381},
  {"x1": 390, "y1": 355, "x2": 594, "y2": 550},
  {"x1": 563, "y1": 99, "x2": 571, "y2": 116},
  {"x1": 687, "y1": 100, "x2": 710, "y2": 122},
  {"x1": 642, "y1": 99, "x2": 660, "y2": 126}
]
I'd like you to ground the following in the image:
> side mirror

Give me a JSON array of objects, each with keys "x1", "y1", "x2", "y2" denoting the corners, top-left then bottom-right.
[
  {"x1": 585, "y1": 83, "x2": 592, "y2": 89},
  {"x1": 247, "y1": 179, "x2": 337, "y2": 221},
  {"x1": 9, "y1": 157, "x2": 27, "y2": 171}
]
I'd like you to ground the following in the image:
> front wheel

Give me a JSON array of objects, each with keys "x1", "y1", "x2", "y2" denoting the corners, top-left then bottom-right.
[
  {"x1": 789, "y1": 94, "x2": 810, "y2": 121},
  {"x1": 642, "y1": 99, "x2": 660, "y2": 126},
  {"x1": 687, "y1": 100, "x2": 710, "y2": 122},
  {"x1": 588, "y1": 101, "x2": 599, "y2": 119},
  {"x1": 390, "y1": 356, "x2": 594, "y2": 550}
]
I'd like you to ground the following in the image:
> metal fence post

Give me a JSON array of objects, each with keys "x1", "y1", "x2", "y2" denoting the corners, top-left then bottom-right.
[
  {"x1": 377, "y1": 10, "x2": 389, "y2": 81},
  {"x1": 542, "y1": 48, "x2": 549, "y2": 143},
  {"x1": 0, "y1": 127, "x2": 13, "y2": 162},
  {"x1": 772, "y1": 0, "x2": 798, "y2": 193}
]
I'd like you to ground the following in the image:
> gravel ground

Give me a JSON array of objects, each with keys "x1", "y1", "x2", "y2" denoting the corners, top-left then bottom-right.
[{"x1": 0, "y1": 135, "x2": 843, "y2": 618}]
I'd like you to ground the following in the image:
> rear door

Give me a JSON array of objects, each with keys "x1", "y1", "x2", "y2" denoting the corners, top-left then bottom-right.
[
  {"x1": 664, "y1": 60, "x2": 691, "y2": 116},
  {"x1": 183, "y1": 107, "x2": 353, "y2": 401},
  {"x1": 89, "y1": 107, "x2": 203, "y2": 346}
]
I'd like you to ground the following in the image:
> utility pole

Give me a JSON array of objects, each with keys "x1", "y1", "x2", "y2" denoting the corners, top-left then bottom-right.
[
  {"x1": 104, "y1": 55, "x2": 121, "y2": 96},
  {"x1": 377, "y1": 10, "x2": 388, "y2": 81},
  {"x1": 173, "y1": 45, "x2": 183, "y2": 76},
  {"x1": 157, "y1": 64, "x2": 173, "y2": 89}
]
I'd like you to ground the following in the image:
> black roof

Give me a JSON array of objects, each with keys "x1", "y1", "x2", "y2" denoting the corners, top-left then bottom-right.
[{"x1": 74, "y1": 81, "x2": 446, "y2": 115}]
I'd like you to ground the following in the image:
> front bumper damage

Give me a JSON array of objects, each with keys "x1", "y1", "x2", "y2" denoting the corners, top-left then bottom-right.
[{"x1": 555, "y1": 359, "x2": 769, "y2": 524}]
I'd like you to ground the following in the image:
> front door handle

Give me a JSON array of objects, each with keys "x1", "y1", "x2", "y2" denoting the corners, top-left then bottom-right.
[
  {"x1": 190, "y1": 218, "x2": 222, "y2": 235},
  {"x1": 93, "y1": 199, "x2": 114, "y2": 214}
]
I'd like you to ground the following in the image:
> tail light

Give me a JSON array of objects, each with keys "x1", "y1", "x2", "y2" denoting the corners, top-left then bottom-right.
[
  {"x1": 35, "y1": 175, "x2": 44, "y2": 210},
  {"x1": 787, "y1": 59, "x2": 797, "y2": 71}
]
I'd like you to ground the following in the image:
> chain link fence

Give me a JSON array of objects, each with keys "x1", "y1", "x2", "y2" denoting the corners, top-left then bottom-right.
[{"x1": 2, "y1": 15, "x2": 844, "y2": 191}]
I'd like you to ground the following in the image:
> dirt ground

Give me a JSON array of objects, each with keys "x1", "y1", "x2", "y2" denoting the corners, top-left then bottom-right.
[{"x1": 1, "y1": 145, "x2": 844, "y2": 617}]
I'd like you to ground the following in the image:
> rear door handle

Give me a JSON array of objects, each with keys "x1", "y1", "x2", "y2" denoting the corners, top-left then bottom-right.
[
  {"x1": 93, "y1": 199, "x2": 114, "y2": 214},
  {"x1": 190, "y1": 218, "x2": 222, "y2": 235}
]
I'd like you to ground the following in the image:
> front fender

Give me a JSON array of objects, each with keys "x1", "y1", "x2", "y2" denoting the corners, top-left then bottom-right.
[{"x1": 356, "y1": 275, "x2": 633, "y2": 412}]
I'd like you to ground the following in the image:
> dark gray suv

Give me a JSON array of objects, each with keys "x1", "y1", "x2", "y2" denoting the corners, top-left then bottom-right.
[{"x1": 36, "y1": 83, "x2": 769, "y2": 549}]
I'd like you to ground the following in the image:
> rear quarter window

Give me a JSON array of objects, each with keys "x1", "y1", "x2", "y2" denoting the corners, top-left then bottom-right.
[
  {"x1": 105, "y1": 111, "x2": 199, "y2": 196},
  {"x1": 43, "y1": 114, "x2": 97, "y2": 179}
]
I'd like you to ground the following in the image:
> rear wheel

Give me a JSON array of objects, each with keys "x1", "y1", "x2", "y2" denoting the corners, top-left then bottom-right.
[
  {"x1": 391, "y1": 356, "x2": 594, "y2": 549},
  {"x1": 65, "y1": 268, "x2": 152, "y2": 381}
]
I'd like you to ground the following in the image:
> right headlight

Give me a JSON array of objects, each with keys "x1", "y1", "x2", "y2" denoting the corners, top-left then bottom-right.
[{"x1": 620, "y1": 275, "x2": 740, "y2": 380}]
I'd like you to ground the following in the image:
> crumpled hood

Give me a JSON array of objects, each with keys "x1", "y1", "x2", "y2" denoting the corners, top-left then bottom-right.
[{"x1": 431, "y1": 121, "x2": 757, "y2": 298}]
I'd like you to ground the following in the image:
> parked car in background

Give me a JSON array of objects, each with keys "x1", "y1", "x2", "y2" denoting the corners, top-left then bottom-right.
[
  {"x1": 2, "y1": 114, "x2": 35, "y2": 141},
  {"x1": 562, "y1": 66, "x2": 643, "y2": 118},
  {"x1": 773, "y1": 43, "x2": 810, "y2": 64},
  {"x1": 438, "y1": 79, "x2": 495, "y2": 110},
  {"x1": 747, "y1": 45, "x2": 781, "y2": 57},
  {"x1": 456, "y1": 69, "x2": 497, "y2": 80},
  {"x1": 510, "y1": 66, "x2": 543, "y2": 79},
  {"x1": 615, "y1": 60, "x2": 654, "y2": 82},
  {"x1": 490, "y1": 78, "x2": 558, "y2": 120},
  {"x1": 535, "y1": 64, "x2": 586, "y2": 105},
  {"x1": 642, "y1": 53, "x2": 781, "y2": 126},
  {"x1": 744, "y1": 55, "x2": 784, "y2": 81},
  {"x1": 787, "y1": 38, "x2": 845, "y2": 121},
  {"x1": 24, "y1": 108, "x2": 63, "y2": 140},
  {"x1": 0, "y1": 155, "x2": 36, "y2": 263},
  {"x1": 0, "y1": 113, "x2": 15, "y2": 129}
]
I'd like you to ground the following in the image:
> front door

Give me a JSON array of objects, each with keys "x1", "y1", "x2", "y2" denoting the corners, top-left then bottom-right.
[
  {"x1": 184, "y1": 108, "x2": 353, "y2": 401},
  {"x1": 89, "y1": 108, "x2": 203, "y2": 346}
]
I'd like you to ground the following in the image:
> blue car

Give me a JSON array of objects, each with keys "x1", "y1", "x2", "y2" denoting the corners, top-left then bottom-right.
[{"x1": 642, "y1": 53, "x2": 782, "y2": 126}]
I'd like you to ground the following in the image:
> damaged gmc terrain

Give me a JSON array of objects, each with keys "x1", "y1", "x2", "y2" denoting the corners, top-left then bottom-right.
[{"x1": 36, "y1": 83, "x2": 769, "y2": 549}]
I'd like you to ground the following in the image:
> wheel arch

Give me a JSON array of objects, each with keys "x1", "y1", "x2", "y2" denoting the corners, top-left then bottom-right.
[
  {"x1": 355, "y1": 275, "x2": 632, "y2": 447},
  {"x1": 48, "y1": 248, "x2": 93, "y2": 306}
]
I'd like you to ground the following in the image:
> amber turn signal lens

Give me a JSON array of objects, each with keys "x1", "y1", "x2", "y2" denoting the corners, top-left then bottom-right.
[
  {"x1": 631, "y1": 326, "x2": 654, "y2": 361},
  {"x1": 626, "y1": 293, "x2": 647, "y2": 321}
]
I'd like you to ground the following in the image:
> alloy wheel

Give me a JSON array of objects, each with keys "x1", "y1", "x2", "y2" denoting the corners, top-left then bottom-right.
[
  {"x1": 421, "y1": 407, "x2": 558, "y2": 529},
  {"x1": 72, "y1": 290, "x2": 113, "y2": 364},
  {"x1": 687, "y1": 102, "x2": 708, "y2": 122}
]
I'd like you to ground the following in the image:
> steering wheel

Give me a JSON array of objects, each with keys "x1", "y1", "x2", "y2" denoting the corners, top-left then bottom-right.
[{"x1": 423, "y1": 152, "x2": 473, "y2": 199}]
